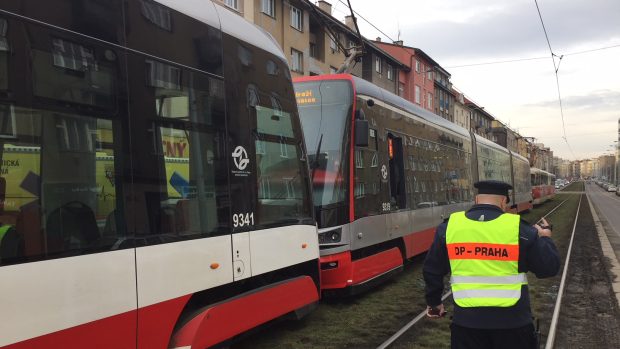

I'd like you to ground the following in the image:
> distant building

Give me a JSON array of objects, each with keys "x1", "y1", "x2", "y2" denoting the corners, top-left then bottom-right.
[
  {"x1": 553, "y1": 156, "x2": 571, "y2": 179},
  {"x1": 434, "y1": 66, "x2": 454, "y2": 122},
  {"x1": 452, "y1": 87, "x2": 470, "y2": 130},
  {"x1": 490, "y1": 120, "x2": 518, "y2": 153},
  {"x1": 597, "y1": 155, "x2": 615, "y2": 181},
  {"x1": 529, "y1": 142, "x2": 553, "y2": 172},
  {"x1": 465, "y1": 98, "x2": 493, "y2": 140}
]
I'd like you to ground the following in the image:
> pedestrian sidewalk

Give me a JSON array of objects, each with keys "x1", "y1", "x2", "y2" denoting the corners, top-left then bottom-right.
[{"x1": 587, "y1": 195, "x2": 620, "y2": 308}]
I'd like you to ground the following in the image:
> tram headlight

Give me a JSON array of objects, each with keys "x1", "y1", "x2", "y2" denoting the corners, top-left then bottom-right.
[{"x1": 318, "y1": 228, "x2": 342, "y2": 244}]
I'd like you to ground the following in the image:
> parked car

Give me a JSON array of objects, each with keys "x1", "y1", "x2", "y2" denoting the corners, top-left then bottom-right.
[{"x1": 608, "y1": 185, "x2": 617, "y2": 192}]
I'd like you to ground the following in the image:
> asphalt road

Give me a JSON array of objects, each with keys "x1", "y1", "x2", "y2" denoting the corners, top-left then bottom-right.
[{"x1": 585, "y1": 182, "x2": 620, "y2": 260}]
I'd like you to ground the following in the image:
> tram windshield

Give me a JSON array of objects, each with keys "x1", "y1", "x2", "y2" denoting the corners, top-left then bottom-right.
[{"x1": 295, "y1": 80, "x2": 352, "y2": 227}]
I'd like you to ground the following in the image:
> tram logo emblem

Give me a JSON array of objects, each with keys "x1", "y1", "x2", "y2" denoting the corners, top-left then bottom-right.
[
  {"x1": 232, "y1": 146, "x2": 250, "y2": 171},
  {"x1": 381, "y1": 165, "x2": 388, "y2": 180}
]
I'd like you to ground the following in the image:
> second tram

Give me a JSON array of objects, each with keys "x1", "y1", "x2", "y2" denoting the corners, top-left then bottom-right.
[
  {"x1": 294, "y1": 74, "x2": 532, "y2": 294},
  {"x1": 531, "y1": 167, "x2": 556, "y2": 204}
]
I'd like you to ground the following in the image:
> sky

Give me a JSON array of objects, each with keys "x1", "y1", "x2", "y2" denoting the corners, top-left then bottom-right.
[{"x1": 329, "y1": 0, "x2": 620, "y2": 160}]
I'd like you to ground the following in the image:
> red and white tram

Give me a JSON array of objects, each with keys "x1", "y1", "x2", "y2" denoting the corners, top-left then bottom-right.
[
  {"x1": 293, "y1": 74, "x2": 532, "y2": 294},
  {"x1": 0, "y1": 1, "x2": 319, "y2": 348},
  {"x1": 530, "y1": 167, "x2": 556, "y2": 205}
]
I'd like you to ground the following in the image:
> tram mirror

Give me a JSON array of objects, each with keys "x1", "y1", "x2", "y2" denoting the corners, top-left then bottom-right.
[
  {"x1": 366, "y1": 99, "x2": 375, "y2": 107},
  {"x1": 355, "y1": 119, "x2": 369, "y2": 147}
]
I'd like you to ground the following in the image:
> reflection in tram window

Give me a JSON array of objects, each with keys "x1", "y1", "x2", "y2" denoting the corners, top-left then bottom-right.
[
  {"x1": 0, "y1": 17, "x2": 8, "y2": 90},
  {"x1": 32, "y1": 36, "x2": 116, "y2": 109},
  {"x1": 0, "y1": 19, "x2": 127, "y2": 266},
  {"x1": 128, "y1": 54, "x2": 228, "y2": 242},
  {"x1": 254, "y1": 105, "x2": 306, "y2": 226},
  {"x1": 0, "y1": 107, "x2": 122, "y2": 265},
  {"x1": 140, "y1": 0, "x2": 172, "y2": 31}
]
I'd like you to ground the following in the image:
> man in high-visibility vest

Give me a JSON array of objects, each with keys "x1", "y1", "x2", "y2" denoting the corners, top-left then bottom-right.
[{"x1": 423, "y1": 180, "x2": 560, "y2": 349}]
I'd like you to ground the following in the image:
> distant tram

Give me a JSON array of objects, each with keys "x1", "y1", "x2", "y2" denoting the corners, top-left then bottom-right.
[
  {"x1": 294, "y1": 74, "x2": 532, "y2": 294},
  {"x1": 530, "y1": 167, "x2": 556, "y2": 205},
  {"x1": 0, "y1": 1, "x2": 319, "y2": 348}
]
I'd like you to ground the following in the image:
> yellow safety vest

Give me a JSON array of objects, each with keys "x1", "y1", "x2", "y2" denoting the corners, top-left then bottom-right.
[
  {"x1": 0, "y1": 225, "x2": 11, "y2": 244},
  {"x1": 446, "y1": 211, "x2": 527, "y2": 307}
]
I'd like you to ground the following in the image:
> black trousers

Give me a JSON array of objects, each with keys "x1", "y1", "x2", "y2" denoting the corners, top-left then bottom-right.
[{"x1": 450, "y1": 323, "x2": 538, "y2": 349}]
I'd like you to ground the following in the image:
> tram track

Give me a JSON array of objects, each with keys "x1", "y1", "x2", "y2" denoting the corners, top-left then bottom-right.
[
  {"x1": 376, "y1": 198, "x2": 573, "y2": 349},
  {"x1": 231, "y1": 196, "x2": 581, "y2": 349}
]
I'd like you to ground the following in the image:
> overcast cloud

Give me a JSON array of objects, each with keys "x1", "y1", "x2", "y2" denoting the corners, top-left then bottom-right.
[{"x1": 341, "y1": 0, "x2": 620, "y2": 159}]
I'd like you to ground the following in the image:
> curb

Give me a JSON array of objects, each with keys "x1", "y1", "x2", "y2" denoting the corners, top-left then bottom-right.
[{"x1": 586, "y1": 194, "x2": 620, "y2": 308}]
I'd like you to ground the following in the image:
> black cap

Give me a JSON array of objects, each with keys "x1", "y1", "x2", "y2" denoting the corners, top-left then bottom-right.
[{"x1": 474, "y1": 180, "x2": 512, "y2": 203}]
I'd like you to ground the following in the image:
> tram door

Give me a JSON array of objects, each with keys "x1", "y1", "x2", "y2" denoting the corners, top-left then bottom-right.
[{"x1": 386, "y1": 133, "x2": 409, "y2": 239}]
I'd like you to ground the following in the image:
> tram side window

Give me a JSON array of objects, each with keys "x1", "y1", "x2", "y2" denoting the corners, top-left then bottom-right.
[
  {"x1": 224, "y1": 36, "x2": 312, "y2": 229},
  {"x1": 354, "y1": 127, "x2": 381, "y2": 219},
  {"x1": 253, "y1": 104, "x2": 308, "y2": 226},
  {"x1": 0, "y1": 20, "x2": 128, "y2": 266},
  {"x1": 126, "y1": 54, "x2": 229, "y2": 243}
]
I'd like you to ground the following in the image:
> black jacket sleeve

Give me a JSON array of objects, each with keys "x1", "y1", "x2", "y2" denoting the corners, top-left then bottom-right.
[
  {"x1": 519, "y1": 220, "x2": 561, "y2": 278},
  {"x1": 423, "y1": 222, "x2": 450, "y2": 306}
]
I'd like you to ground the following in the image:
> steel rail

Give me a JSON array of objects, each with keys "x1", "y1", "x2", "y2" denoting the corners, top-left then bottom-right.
[
  {"x1": 375, "y1": 198, "x2": 571, "y2": 349},
  {"x1": 544, "y1": 195, "x2": 583, "y2": 348}
]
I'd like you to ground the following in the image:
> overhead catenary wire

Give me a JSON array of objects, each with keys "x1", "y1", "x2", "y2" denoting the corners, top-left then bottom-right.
[
  {"x1": 443, "y1": 43, "x2": 620, "y2": 69},
  {"x1": 330, "y1": 0, "x2": 612, "y2": 159},
  {"x1": 533, "y1": 0, "x2": 576, "y2": 160}
]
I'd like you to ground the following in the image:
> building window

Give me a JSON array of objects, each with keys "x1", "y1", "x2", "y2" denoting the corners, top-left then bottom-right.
[
  {"x1": 290, "y1": 6, "x2": 303, "y2": 31},
  {"x1": 224, "y1": 0, "x2": 239, "y2": 11},
  {"x1": 415, "y1": 85, "x2": 421, "y2": 104},
  {"x1": 427, "y1": 92, "x2": 433, "y2": 109},
  {"x1": 330, "y1": 33, "x2": 339, "y2": 53},
  {"x1": 415, "y1": 60, "x2": 420, "y2": 72},
  {"x1": 261, "y1": 0, "x2": 275, "y2": 17},
  {"x1": 309, "y1": 42, "x2": 317, "y2": 58},
  {"x1": 375, "y1": 56, "x2": 382, "y2": 73},
  {"x1": 291, "y1": 48, "x2": 303, "y2": 73},
  {"x1": 387, "y1": 65, "x2": 393, "y2": 80},
  {"x1": 427, "y1": 69, "x2": 433, "y2": 80}
]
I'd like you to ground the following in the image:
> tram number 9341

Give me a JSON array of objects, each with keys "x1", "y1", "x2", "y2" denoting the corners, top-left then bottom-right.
[{"x1": 233, "y1": 212, "x2": 255, "y2": 228}]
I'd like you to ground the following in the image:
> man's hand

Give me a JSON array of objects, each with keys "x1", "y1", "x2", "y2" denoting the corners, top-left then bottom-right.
[
  {"x1": 534, "y1": 218, "x2": 553, "y2": 238},
  {"x1": 426, "y1": 304, "x2": 447, "y2": 318}
]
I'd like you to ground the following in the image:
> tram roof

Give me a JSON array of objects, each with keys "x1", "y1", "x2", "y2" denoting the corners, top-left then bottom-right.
[
  {"x1": 474, "y1": 133, "x2": 510, "y2": 154},
  {"x1": 349, "y1": 75, "x2": 472, "y2": 139},
  {"x1": 154, "y1": 0, "x2": 286, "y2": 62},
  {"x1": 510, "y1": 151, "x2": 529, "y2": 164}
]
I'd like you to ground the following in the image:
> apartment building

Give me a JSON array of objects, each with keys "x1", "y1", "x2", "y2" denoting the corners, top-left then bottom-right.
[
  {"x1": 465, "y1": 98, "x2": 493, "y2": 140},
  {"x1": 434, "y1": 66, "x2": 454, "y2": 122},
  {"x1": 372, "y1": 41, "x2": 437, "y2": 111},
  {"x1": 217, "y1": 0, "x2": 403, "y2": 94},
  {"x1": 490, "y1": 120, "x2": 519, "y2": 153},
  {"x1": 452, "y1": 88, "x2": 470, "y2": 130}
]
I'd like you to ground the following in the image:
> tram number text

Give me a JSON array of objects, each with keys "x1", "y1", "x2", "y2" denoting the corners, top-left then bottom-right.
[
  {"x1": 382, "y1": 203, "x2": 391, "y2": 211},
  {"x1": 233, "y1": 212, "x2": 255, "y2": 228}
]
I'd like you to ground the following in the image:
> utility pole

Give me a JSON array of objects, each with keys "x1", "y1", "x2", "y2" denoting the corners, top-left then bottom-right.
[{"x1": 336, "y1": 0, "x2": 365, "y2": 73}]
